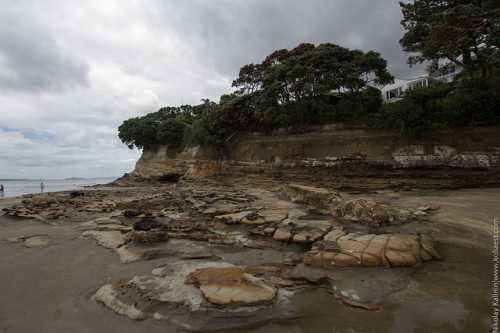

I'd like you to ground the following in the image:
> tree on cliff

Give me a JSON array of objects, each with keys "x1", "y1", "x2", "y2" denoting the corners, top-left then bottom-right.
[
  {"x1": 118, "y1": 117, "x2": 159, "y2": 149},
  {"x1": 118, "y1": 104, "x2": 199, "y2": 150},
  {"x1": 118, "y1": 42, "x2": 392, "y2": 152},
  {"x1": 233, "y1": 43, "x2": 393, "y2": 100},
  {"x1": 399, "y1": 0, "x2": 500, "y2": 76},
  {"x1": 230, "y1": 43, "x2": 391, "y2": 129}
]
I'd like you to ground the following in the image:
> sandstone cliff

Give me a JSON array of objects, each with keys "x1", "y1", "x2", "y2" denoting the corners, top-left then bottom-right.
[{"x1": 128, "y1": 125, "x2": 500, "y2": 189}]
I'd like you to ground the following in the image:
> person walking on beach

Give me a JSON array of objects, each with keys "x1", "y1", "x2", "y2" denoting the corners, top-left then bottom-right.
[
  {"x1": 40, "y1": 182, "x2": 44, "y2": 193},
  {"x1": 0, "y1": 184, "x2": 4, "y2": 197}
]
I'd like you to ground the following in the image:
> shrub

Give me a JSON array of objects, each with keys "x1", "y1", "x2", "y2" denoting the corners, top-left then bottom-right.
[{"x1": 370, "y1": 78, "x2": 500, "y2": 134}]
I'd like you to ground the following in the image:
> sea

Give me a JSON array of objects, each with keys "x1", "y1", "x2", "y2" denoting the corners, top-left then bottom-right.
[{"x1": 0, "y1": 177, "x2": 116, "y2": 199}]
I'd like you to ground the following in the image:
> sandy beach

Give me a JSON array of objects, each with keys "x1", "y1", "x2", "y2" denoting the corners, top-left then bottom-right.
[{"x1": 0, "y1": 186, "x2": 497, "y2": 333}]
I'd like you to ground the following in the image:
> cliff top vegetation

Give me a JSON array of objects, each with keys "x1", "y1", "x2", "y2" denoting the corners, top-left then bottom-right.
[{"x1": 119, "y1": 0, "x2": 500, "y2": 153}]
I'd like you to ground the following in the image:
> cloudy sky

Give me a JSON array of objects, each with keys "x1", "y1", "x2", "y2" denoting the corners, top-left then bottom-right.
[{"x1": 0, "y1": 0, "x2": 419, "y2": 179}]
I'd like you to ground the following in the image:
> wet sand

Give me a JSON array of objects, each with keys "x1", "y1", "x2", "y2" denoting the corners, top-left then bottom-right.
[
  {"x1": 0, "y1": 215, "x2": 180, "y2": 333},
  {"x1": 371, "y1": 187, "x2": 499, "y2": 248},
  {"x1": 0, "y1": 187, "x2": 497, "y2": 333}
]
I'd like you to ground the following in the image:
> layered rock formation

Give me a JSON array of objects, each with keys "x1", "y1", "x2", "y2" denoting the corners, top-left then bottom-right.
[{"x1": 123, "y1": 125, "x2": 500, "y2": 189}]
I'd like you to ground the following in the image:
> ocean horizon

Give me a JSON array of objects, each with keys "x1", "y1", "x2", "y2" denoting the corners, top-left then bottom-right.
[{"x1": 0, "y1": 177, "x2": 117, "y2": 199}]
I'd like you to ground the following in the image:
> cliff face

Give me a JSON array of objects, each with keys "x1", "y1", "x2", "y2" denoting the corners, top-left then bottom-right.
[{"x1": 130, "y1": 125, "x2": 500, "y2": 189}]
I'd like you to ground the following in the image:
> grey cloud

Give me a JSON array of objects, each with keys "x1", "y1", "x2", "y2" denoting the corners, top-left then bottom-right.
[
  {"x1": 0, "y1": 4, "x2": 89, "y2": 92},
  {"x1": 0, "y1": 0, "x2": 422, "y2": 179},
  {"x1": 151, "y1": 0, "x2": 420, "y2": 81}
]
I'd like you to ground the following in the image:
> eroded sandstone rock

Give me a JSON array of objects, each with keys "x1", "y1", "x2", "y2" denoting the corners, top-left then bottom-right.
[
  {"x1": 282, "y1": 184, "x2": 431, "y2": 226},
  {"x1": 281, "y1": 184, "x2": 342, "y2": 209},
  {"x1": 7, "y1": 234, "x2": 51, "y2": 248},
  {"x1": 186, "y1": 266, "x2": 277, "y2": 306},
  {"x1": 95, "y1": 259, "x2": 298, "y2": 331},
  {"x1": 3, "y1": 192, "x2": 116, "y2": 222},
  {"x1": 24, "y1": 235, "x2": 50, "y2": 248},
  {"x1": 126, "y1": 219, "x2": 169, "y2": 244},
  {"x1": 95, "y1": 284, "x2": 145, "y2": 320},
  {"x1": 333, "y1": 198, "x2": 425, "y2": 226},
  {"x1": 126, "y1": 230, "x2": 169, "y2": 244},
  {"x1": 95, "y1": 261, "x2": 286, "y2": 320},
  {"x1": 304, "y1": 228, "x2": 440, "y2": 267},
  {"x1": 272, "y1": 209, "x2": 333, "y2": 243},
  {"x1": 78, "y1": 218, "x2": 131, "y2": 232},
  {"x1": 215, "y1": 210, "x2": 261, "y2": 225},
  {"x1": 117, "y1": 239, "x2": 214, "y2": 264},
  {"x1": 82, "y1": 230, "x2": 127, "y2": 249}
]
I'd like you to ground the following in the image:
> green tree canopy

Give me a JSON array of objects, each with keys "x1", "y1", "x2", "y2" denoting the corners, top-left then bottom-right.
[
  {"x1": 232, "y1": 43, "x2": 394, "y2": 103},
  {"x1": 118, "y1": 102, "x2": 214, "y2": 150},
  {"x1": 400, "y1": 0, "x2": 500, "y2": 75},
  {"x1": 119, "y1": 42, "x2": 393, "y2": 153}
]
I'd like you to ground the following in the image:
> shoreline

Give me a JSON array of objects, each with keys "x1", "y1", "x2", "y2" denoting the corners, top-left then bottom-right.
[{"x1": 0, "y1": 178, "x2": 116, "y2": 200}]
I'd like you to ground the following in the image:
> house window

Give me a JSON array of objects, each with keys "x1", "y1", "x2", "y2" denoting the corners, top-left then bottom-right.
[
  {"x1": 387, "y1": 87, "x2": 403, "y2": 100},
  {"x1": 408, "y1": 79, "x2": 428, "y2": 90}
]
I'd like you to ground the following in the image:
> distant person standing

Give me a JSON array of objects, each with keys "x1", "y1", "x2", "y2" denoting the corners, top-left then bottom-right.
[
  {"x1": 0, "y1": 184, "x2": 4, "y2": 197},
  {"x1": 40, "y1": 182, "x2": 45, "y2": 193}
]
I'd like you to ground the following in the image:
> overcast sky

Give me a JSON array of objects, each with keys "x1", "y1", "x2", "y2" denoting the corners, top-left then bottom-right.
[{"x1": 0, "y1": 0, "x2": 420, "y2": 179}]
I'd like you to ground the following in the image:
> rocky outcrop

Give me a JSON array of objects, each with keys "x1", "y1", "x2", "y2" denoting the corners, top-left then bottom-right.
[
  {"x1": 271, "y1": 209, "x2": 333, "y2": 243},
  {"x1": 83, "y1": 230, "x2": 127, "y2": 249},
  {"x1": 0, "y1": 180, "x2": 447, "y2": 331},
  {"x1": 7, "y1": 182, "x2": 439, "y2": 269},
  {"x1": 125, "y1": 219, "x2": 169, "y2": 243},
  {"x1": 282, "y1": 184, "x2": 430, "y2": 226},
  {"x1": 186, "y1": 267, "x2": 277, "y2": 306},
  {"x1": 94, "y1": 260, "x2": 296, "y2": 331},
  {"x1": 332, "y1": 197, "x2": 428, "y2": 225},
  {"x1": 2, "y1": 192, "x2": 116, "y2": 222},
  {"x1": 304, "y1": 228, "x2": 440, "y2": 268},
  {"x1": 281, "y1": 184, "x2": 342, "y2": 209}
]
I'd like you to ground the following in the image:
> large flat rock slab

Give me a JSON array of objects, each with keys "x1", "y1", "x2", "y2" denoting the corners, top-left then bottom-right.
[
  {"x1": 186, "y1": 266, "x2": 277, "y2": 306},
  {"x1": 94, "y1": 260, "x2": 295, "y2": 331},
  {"x1": 304, "y1": 228, "x2": 440, "y2": 267}
]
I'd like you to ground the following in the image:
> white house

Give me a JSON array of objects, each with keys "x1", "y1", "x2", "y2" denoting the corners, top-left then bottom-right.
[{"x1": 381, "y1": 61, "x2": 462, "y2": 103}]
